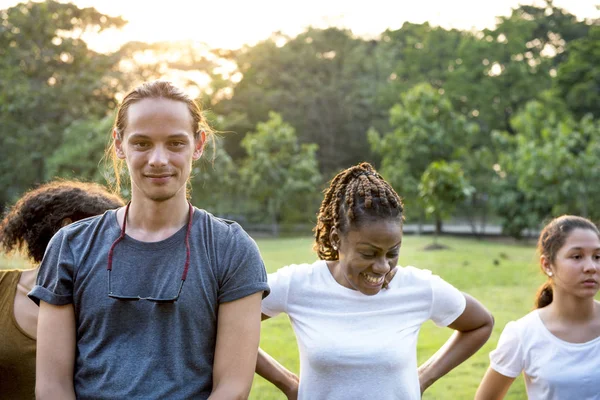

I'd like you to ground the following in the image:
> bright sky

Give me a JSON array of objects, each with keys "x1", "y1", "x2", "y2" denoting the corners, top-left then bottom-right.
[{"x1": 1, "y1": 0, "x2": 597, "y2": 52}]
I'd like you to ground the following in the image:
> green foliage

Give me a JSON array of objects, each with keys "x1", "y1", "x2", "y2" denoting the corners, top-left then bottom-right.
[
  {"x1": 240, "y1": 112, "x2": 322, "y2": 231},
  {"x1": 555, "y1": 26, "x2": 600, "y2": 119},
  {"x1": 0, "y1": 0, "x2": 125, "y2": 205},
  {"x1": 419, "y1": 161, "x2": 473, "y2": 231},
  {"x1": 491, "y1": 100, "x2": 600, "y2": 237},
  {"x1": 376, "y1": 23, "x2": 464, "y2": 105},
  {"x1": 445, "y1": 1, "x2": 589, "y2": 134},
  {"x1": 46, "y1": 116, "x2": 113, "y2": 183},
  {"x1": 212, "y1": 28, "x2": 386, "y2": 174},
  {"x1": 369, "y1": 83, "x2": 478, "y2": 219},
  {"x1": 0, "y1": 0, "x2": 597, "y2": 235},
  {"x1": 189, "y1": 143, "x2": 240, "y2": 216}
]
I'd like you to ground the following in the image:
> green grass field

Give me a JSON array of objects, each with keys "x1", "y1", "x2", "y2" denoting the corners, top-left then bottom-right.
[{"x1": 2, "y1": 235, "x2": 549, "y2": 399}]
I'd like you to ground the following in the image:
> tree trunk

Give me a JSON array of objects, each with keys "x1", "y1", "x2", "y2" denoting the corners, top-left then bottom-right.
[
  {"x1": 417, "y1": 211, "x2": 424, "y2": 236},
  {"x1": 434, "y1": 215, "x2": 442, "y2": 244},
  {"x1": 466, "y1": 195, "x2": 479, "y2": 237},
  {"x1": 435, "y1": 217, "x2": 442, "y2": 237},
  {"x1": 479, "y1": 196, "x2": 488, "y2": 239},
  {"x1": 269, "y1": 200, "x2": 280, "y2": 237},
  {"x1": 580, "y1": 184, "x2": 588, "y2": 218},
  {"x1": 271, "y1": 216, "x2": 279, "y2": 237}
]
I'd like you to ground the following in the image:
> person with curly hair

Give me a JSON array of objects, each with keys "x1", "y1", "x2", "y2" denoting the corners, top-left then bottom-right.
[
  {"x1": 29, "y1": 81, "x2": 269, "y2": 399},
  {"x1": 256, "y1": 162, "x2": 494, "y2": 399},
  {"x1": 0, "y1": 180, "x2": 124, "y2": 400}
]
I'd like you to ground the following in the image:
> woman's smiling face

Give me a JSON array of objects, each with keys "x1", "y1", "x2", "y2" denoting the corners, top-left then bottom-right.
[{"x1": 330, "y1": 217, "x2": 403, "y2": 296}]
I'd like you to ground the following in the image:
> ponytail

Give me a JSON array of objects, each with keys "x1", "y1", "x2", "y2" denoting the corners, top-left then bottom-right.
[{"x1": 535, "y1": 281, "x2": 553, "y2": 308}]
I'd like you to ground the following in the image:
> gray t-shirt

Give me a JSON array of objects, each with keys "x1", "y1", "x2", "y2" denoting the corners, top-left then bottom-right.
[{"x1": 29, "y1": 207, "x2": 269, "y2": 399}]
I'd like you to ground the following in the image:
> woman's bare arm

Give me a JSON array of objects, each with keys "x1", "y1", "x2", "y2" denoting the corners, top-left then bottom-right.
[{"x1": 417, "y1": 293, "x2": 494, "y2": 393}]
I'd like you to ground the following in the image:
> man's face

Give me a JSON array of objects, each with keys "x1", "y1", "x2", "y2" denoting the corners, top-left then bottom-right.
[{"x1": 115, "y1": 98, "x2": 204, "y2": 203}]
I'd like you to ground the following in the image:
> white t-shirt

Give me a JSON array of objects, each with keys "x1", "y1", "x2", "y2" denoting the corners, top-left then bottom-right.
[
  {"x1": 490, "y1": 309, "x2": 600, "y2": 400},
  {"x1": 261, "y1": 260, "x2": 466, "y2": 400}
]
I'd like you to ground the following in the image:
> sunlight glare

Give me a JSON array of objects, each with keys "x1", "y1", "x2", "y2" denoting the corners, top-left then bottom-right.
[{"x1": 0, "y1": 0, "x2": 597, "y2": 53}]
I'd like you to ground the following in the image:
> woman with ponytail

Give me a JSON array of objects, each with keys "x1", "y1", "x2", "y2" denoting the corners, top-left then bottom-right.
[{"x1": 476, "y1": 215, "x2": 600, "y2": 400}]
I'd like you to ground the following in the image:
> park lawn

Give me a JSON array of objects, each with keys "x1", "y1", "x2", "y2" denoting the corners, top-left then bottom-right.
[
  {"x1": 1, "y1": 235, "x2": 556, "y2": 399},
  {"x1": 0, "y1": 252, "x2": 35, "y2": 270},
  {"x1": 251, "y1": 235, "x2": 540, "y2": 399}
]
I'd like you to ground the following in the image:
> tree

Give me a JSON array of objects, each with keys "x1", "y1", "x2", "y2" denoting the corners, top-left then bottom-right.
[
  {"x1": 369, "y1": 83, "x2": 479, "y2": 222},
  {"x1": 419, "y1": 161, "x2": 473, "y2": 242},
  {"x1": 490, "y1": 99, "x2": 600, "y2": 238},
  {"x1": 190, "y1": 143, "x2": 241, "y2": 217},
  {"x1": 240, "y1": 112, "x2": 321, "y2": 235},
  {"x1": 374, "y1": 23, "x2": 464, "y2": 109},
  {"x1": 445, "y1": 1, "x2": 590, "y2": 135},
  {"x1": 211, "y1": 28, "x2": 386, "y2": 175},
  {"x1": 0, "y1": 0, "x2": 126, "y2": 206},
  {"x1": 555, "y1": 26, "x2": 600, "y2": 119},
  {"x1": 46, "y1": 116, "x2": 114, "y2": 184}
]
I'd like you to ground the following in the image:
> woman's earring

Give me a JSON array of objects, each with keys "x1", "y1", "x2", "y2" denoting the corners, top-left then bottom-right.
[
  {"x1": 546, "y1": 271, "x2": 553, "y2": 277},
  {"x1": 332, "y1": 244, "x2": 338, "y2": 250}
]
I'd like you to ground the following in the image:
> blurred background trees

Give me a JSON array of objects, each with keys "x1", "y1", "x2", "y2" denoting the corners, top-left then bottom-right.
[{"x1": 0, "y1": 0, "x2": 598, "y2": 237}]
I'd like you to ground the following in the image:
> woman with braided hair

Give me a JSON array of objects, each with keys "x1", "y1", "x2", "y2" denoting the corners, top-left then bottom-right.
[
  {"x1": 0, "y1": 180, "x2": 124, "y2": 400},
  {"x1": 256, "y1": 162, "x2": 494, "y2": 399}
]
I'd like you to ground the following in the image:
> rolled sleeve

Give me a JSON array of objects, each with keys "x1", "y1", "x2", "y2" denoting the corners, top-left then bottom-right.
[
  {"x1": 28, "y1": 229, "x2": 75, "y2": 306},
  {"x1": 217, "y1": 224, "x2": 269, "y2": 303}
]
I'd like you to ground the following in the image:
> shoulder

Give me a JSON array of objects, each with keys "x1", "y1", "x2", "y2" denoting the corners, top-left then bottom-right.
[
  {"x1": 493, "y1": 311, "x2": 541, "y2": 354},
  {"x1": 266, "y1": 261, "x2": 325, "y2": 303},
  {"x1": 400, "y1": 265, "x2": 434, "y2": 279},
  {"x1": 192, "y1": 208, "x2": 252, "y2": 242},
  {"x1": 500, "y1": 310, "x2": 540, "y2": 340},
  {"x1": 41, "y1": 211, "x2": 119, "y2": 262},
  {"x1": 270, "y1": 260, "x2": 324, "y2": 280},
  {"x1": 388, "y1": 266, "x2": 436, "y2": 289},
  {"x1": 57, "y1": 210, "x2": 117, "y2": 240},
  {"x1": 510, "y1": 310, "x2": 540, "y2": 330},
  {"x1": 268, "y1": 260, "x2": 328, "y2": 290}
]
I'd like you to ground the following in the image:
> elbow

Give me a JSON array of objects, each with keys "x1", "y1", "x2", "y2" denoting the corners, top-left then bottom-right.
[
  {"x1": 485, "y1": 311, "x2": 495, "y2": 333},
  {"x1": 474, "y1": 303, "x2": 495, "y2": 334},
  {"x1": 460, "y1": 310, "x2": 495, "y2": 335},
  {"x1": 478, "y1": 311, "x2": 495, "y2": 341},
  {"x1": 458, "y1": 309, "x2": 494, "y2": 342}
]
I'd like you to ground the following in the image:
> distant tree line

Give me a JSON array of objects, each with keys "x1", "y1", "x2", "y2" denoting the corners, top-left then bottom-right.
[{"x1": 1, "y1": 0, "x2": 598, "y2": 238}]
